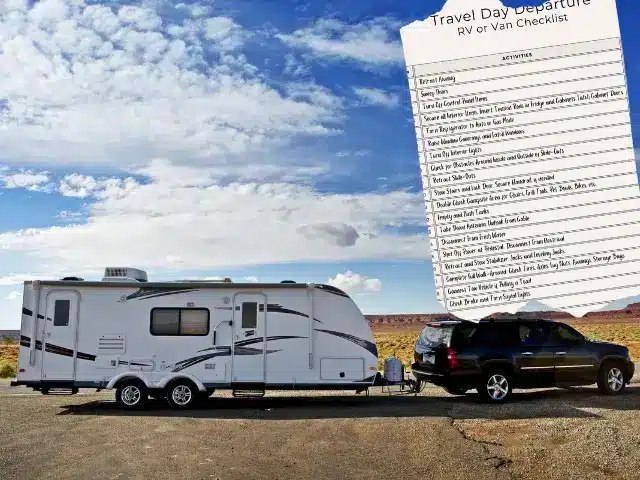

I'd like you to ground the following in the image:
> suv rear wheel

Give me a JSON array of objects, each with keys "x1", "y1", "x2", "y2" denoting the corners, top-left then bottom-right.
[
  {"x1": 597, "y1": 361, "x2": 627, "y2": 395},
  {"x1": 477, "y1": 370, "x2": 512, "y2": 403}
]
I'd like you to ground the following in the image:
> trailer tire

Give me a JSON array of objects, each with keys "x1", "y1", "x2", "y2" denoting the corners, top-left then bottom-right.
[
  {"x1": 165, "y1": 379, "x2": 199, "y2": 410},
  {"x1": 115, "y1": 379, "x2": 148, "y2": 410}
]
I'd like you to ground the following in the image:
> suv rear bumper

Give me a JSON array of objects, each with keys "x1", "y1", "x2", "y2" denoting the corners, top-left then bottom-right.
[
  {"x1": 411, "y1": 362, "x2": 454, "y2": 388},
  {"x1": 411, "y1": 364, "x2": 446, "y2": 379}
]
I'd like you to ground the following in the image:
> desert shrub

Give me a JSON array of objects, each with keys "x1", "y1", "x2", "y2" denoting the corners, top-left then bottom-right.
[{"x1": 0, "y1": 358, "x2": 17, "y2": 379}]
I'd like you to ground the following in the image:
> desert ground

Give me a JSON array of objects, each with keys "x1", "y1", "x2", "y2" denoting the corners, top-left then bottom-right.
[
  {"x1": 3, "y1": 314, "x2": 640, "y2": 479},
  {"x1": 2, "y1": 378, "x2": 640, "y2": 480}
]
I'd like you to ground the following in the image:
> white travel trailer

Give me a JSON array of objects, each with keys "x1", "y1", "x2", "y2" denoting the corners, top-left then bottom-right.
[{"x1": 11, "y1": 267, "x2": 394, "y2": 409}]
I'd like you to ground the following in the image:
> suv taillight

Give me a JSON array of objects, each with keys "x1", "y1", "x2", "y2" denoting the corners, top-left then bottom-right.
[{"x1": 447, "y1": 348, "x2": 460, "y2": 369}]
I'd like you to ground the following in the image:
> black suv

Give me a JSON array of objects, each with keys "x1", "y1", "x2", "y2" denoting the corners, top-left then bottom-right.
[{"x1": 411, "y1": 318, "x2": 635, "y2": 402}]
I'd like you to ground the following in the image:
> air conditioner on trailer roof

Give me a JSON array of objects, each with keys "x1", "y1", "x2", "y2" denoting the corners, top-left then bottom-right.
[{"x1": 102, "y1": 267, "x2": 148, "y2": 282}]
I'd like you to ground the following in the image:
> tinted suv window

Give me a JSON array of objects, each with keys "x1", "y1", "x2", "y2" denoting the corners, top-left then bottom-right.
[
  {"x1": 548, "y1": 323, "x2": 584, "y2": 345},
  {"x1": 469, "y1": 323, "x2": 519, "y2": 348},
  {"x1": 519, "y1": 322, "x2": 550, "y2": 346},
  {"x1": 450, "y1": 323, "x2": 478, "y2": 348}
]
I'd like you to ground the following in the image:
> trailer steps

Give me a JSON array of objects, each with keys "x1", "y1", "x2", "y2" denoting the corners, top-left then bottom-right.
[
  {"x1": 232, "y1": 389, "x2": 265, "y2": 398},
  {"x1": 40, "y1": 387, "x2": 79, "y2": 395}
]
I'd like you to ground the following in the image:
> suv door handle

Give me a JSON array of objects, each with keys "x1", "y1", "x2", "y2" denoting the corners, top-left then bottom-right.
[
  {"x1": 556, "y1": 351, "x2": 566, "y2": 355},
  {"x1": 522, "y1": 352, "x2": 533, "y2": 356}
]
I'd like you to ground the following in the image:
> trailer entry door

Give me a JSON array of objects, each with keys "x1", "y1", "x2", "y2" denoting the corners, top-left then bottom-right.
[
  {"x1": 231, "y1": 293, "x2": 267, "y2": 383},
  {"x1": 41, "y1": 290, "x2": 80, "y2": 381}
]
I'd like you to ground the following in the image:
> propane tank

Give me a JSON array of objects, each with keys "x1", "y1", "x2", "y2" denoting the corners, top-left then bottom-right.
[{"x1": 383, "y1": 357, "x2": 403, "y2": 383}]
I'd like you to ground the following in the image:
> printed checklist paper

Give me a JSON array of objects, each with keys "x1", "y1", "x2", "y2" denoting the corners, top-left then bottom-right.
[{"x1": 400, "y1": 0, "x2": 640, "y2": 320}]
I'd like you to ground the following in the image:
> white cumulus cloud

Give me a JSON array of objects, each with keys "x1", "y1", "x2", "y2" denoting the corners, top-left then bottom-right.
[
  {"x1": 327, "y1": 271, "x2": 383, "y2": 294},
  {"x1": 0, "y1": 160, "x2": 430, "y2": 275},
  {"x1": 353, "y1": 87, "x2": 400, "y2": 108},
  {"x1": 277, "y1": 17, "x2": 404, "y2": 67},
  {"x1": 1, "y1": 169, "x2": 51, "y2": 191},
  {"x1": 0, "y1": 0, "x2": 344, "y2": 173}
]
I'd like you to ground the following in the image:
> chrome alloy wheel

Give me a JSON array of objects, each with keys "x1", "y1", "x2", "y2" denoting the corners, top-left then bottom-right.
[
  {"x1": 607, "y1": 367, "x2": 624, "y2": 392},
  {"x1": 121, "y1": 385, "x2": 141, "y2": 406},
  {"x1": 486, "y1": 374, "x2": 509, "y2": 401},
  {"x1": 171, "y1": 385, "x2": 193, "y2": 406}
]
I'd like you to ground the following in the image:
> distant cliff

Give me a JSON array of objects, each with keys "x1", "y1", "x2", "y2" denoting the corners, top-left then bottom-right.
[
  {"x1": 0, "y1": 331, "x2": 20, "y2": 342},
  {"x1": 365, "y1": 303, "x2": 640, "y2": 328}
]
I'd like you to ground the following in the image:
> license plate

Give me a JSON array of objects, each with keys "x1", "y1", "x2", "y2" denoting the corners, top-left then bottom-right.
[{"x1": 423, "y1": 354, "x2": 435, "y2": 364}]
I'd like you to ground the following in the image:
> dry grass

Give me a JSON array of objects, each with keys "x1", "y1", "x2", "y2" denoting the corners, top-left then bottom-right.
[{"x1": 0, "y1": 344, "x2": 18, "y2": 378}]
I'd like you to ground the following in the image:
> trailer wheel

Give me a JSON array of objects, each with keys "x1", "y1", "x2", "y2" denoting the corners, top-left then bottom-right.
[
  {"x1": 115, "y1": 379, "x2": 148, "y2": 409},
  {"x1": 165, "y1": 379, "x2": 199, "y2": 410}
]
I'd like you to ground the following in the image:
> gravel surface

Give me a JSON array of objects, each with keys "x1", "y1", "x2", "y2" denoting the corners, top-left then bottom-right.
[{"x1": 1, "y1": 381, "x2": 639, "y2": 479}]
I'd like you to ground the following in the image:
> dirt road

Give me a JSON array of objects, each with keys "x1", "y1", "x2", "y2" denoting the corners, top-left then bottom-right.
[{"x1": 1, "y1": 383, "x2": 640, "y2": 480}]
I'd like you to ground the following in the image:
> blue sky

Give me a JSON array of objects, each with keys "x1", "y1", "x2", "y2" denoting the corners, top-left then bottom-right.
[{"x1": 0, "y1": 0, "x2": 638, "y2": 328}]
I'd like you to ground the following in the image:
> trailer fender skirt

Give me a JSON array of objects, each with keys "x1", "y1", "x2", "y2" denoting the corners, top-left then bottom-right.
[
  {"x1": 106, "y1": 373, "x2": 154, "y2": 390},
  {"x1": 156, "y1": 373, "x2": 206, "y2": 392}
]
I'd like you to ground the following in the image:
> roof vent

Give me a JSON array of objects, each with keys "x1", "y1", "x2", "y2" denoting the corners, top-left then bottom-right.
[
  {"x1": 102, "y1": 267, "x2": 148, "y2": 283},
  {"x1": 61, "y1": 276, "x2": 84, "y2": 281}
]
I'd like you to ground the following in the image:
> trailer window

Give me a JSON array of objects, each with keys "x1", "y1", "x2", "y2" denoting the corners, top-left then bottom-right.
[
  {"x1": 151, "y1": 309, "x2": 180, "y2": 335},
  {"x1": 241, "y1": 302, "x2": 257, "y2": 329},
  {"x1": 180, "y1": 309, "x2": 209, "y2": 335},
  {"x1": 53, "y1": 300, "x2": 70, "y2": 327},
  {"x1": 150, "y1": 308, "x2": 210, "y2": 336}
]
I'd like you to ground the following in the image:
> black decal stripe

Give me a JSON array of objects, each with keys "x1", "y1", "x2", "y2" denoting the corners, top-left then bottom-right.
[
  {"x1": 22, "y1": 307, "x2": 46, "y2": 320},
  {"x1": 234, "y1": 335, "x2": 306, "y2": 348},
  {"x1": 234, "y1": 346, "x2": 281, "y2": 356},
  {"x1": 316, "y1": 329, "x2": 378, "y2": 357},
  {"x1": 126, "y1": 287, "x2": 200, "y2": 301},
  {"x1": 116, "y1": 361, "x2": 154, "y2": 367},
  {"x1": 172, "y1": 348, "x2": 232, "y2": 372},
  {"x1": 173, "y1": 344, "x2": 285, "y2": 372},
  {"x1": 135, "y1": 289, "x2": 201, "y2": 300},
  {"x1": 266, "y1": 305, "x2": 323, "y2": 324},
  {"x1": 18, "y1": 336, "x2": 96, "y2": 361},
  {"x1": 315, "y1": 284, "x2": 350, "y2": 298},
  {"x1": 77, "y1": 352, "x2": 98, "y2": 361}
]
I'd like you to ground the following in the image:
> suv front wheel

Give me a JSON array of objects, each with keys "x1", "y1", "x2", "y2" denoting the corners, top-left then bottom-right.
[
  {"x1": 477, "y1": 370, "x2": 512, "y2": 403},
  {"x1": 597, "y1": 361, "x2": 627, "y2": 395}
]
